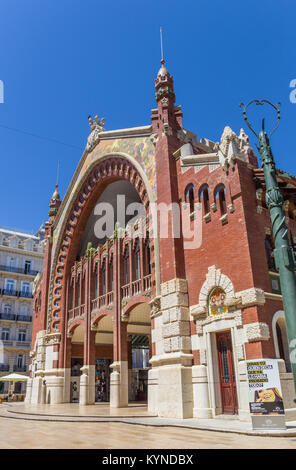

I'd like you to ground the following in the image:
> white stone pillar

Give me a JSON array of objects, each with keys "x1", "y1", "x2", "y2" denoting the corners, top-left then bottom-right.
[
  {"x1": 237, "y1": 360, "x2": 251, "y2": 421},
  {"x1": 192, "y1": 365, "x2": 212, "y2": 418},
  {"x1": 24, "y1": 377, "x2": 32, "y2": 404},
  {"x1": 63, "y1": 368, "x2": 71, "y2": 403},
  {"x1": 110, "y1": 361, "x2": 128, "y2": 407},
  {"x1": 79, "y1": 369, "x2": 89, "y2": 405},
  {"x1": 147, "y1": 367, "x2": 158, "y2": 414},
  {"x1": 151, "y1": 278, "x2": 194, "y2": 418},
  {"x1": 40, "y1": 380, "x2": 46, "y2": 404},
  {"x1": 45, "y1": 376, "x2": 64, "y2": 404},
  {"x1": 30, "y1": 376, "x2": 43, "y2": 404},
  {"x1": 79, "y1": 365, "x2": 95, "y2": 405},
  {"x1": 88, "y1": 365, "x2": 95, "y2": 405}
]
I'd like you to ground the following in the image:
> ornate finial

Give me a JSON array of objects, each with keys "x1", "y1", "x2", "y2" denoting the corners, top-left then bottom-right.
[
  {"x1": 160, "y1": 27, "x2": 164, "y2": 64},
  {"x1": 157, "y1": 28, "x2": 171, "y2": 79},
  {"x1": 51, "y1": 184, "x2": 60, "y2": 201},
  {"x1": 85, "y1": 242, "x2": 96, "y2": 258},
  {"x1": 239, "y1": 100, "x2": 281, "y2": 138},
  {"x1": 86, "y1": 114, "x2": 106, "y2": 152},
  {"x1": 88, "y1": 114, "x2": 105, "y2": 132}
]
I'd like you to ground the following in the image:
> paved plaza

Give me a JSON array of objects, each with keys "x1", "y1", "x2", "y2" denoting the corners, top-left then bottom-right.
[{"x1": 0, "y1": 403, "x2": 296, "y2": 449}]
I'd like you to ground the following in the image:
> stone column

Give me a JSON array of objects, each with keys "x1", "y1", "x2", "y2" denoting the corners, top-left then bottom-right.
[
  {"x1": 150, "y1": 278, "x2": 193, "y2": 418},
  {"x1": 110, "y1": 322, "x2": 129, "y2": 408},
  {"x1": 192, "y1": 365, "x2": 212, "y2": 418},
  {"x1": 79, "y1": 258, "x2": 96, "y2": 405},
  {"x1": 45, "y1": 375, "x2": 64, "y2": 404},
  {"x1": 110, "y1": 238, "x2": 129, "y2": 407},
  {"x1": 127, "y1": 336, "x2": 133, "y2": 401},
  {"x1": 24, "y1": 377, "x2": 32, "y2": 403}
]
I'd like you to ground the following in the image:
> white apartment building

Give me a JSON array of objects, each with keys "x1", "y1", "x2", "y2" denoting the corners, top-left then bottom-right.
[{"x1": 0, "y1": 226, "x2": 44, "y2": 394}]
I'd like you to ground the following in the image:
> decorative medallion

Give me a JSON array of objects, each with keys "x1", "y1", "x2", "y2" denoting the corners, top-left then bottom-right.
[{"x1": 208, "y1": 287, "x2": 228, "y2": 316}]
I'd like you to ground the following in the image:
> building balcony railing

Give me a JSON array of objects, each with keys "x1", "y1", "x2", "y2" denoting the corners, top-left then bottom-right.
[
  {"x1": 0, "y1": 364, "x2": 9, "y2": 371},
  {"x1": 16, "y1": 315, "x2": 32, "y2": 322},
  {"x1": 91, "y1": 292, "x2": 114, "y2": 312},
  {"x1": 0, "y1": 289, "x2": 33, "y2": 299},
  {"x1": 68, "y1": 304, "x2": 85, "y2": 320},
  {"x1": 0, "y1": 312, "x2": 16, "y2": 321},
  {"x1": 121, "y1": 274, "x2": 152, "y2": 300},
  {"x1": 0, "y1": 313, "x2": 32, "y2": 322},
  {"x1": 0, "y1": 339, "x2": 31, "y2": 348},
  {"x1": 13, "y1": 365, "x2": 26, "y2": 372},
  {"x1": 0, "y1": 241, "x2": 43, "y2": 253},
  {"x1": 0, "y1": 265, "x2": 39, "y2": 276}
]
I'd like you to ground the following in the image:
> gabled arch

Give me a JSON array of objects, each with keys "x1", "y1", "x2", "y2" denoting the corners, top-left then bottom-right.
[
  {"x1": 48, "y1": 153, "x2": 158, "y2": 333},
  {"x1": 198, "y1": 265, "x2": 235, "y2": 307}
]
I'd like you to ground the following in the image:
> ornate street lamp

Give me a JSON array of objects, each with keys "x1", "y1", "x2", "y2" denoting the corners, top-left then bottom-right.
[{"x1": 240, "y1": 100, "x2": 296, "y2": 397}]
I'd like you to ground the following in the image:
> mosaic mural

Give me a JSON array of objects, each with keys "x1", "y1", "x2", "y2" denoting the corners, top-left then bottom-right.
[
  {"x1": 208, "y1": 287, "x2": 228, "y2": 316},
  {"x1": 51, "y1": 135, "x2": 155, "y2": 260}
]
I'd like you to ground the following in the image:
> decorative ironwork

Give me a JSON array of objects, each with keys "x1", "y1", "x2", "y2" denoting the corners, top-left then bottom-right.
[
  {"x1": 240, "y1": 99, "x2": 296, "y2": 399},
  {"x1": 240, "y1": 100, "x2": 281, "y2": 139}
]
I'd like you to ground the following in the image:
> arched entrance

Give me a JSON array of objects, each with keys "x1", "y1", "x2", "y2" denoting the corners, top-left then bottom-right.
[
  {"x1": 126, "y1": 302, "x2": 151, "y2": 403},
  {"x1": 58, "y1": 156, "x2": 154, "y2": 407},
  {"x1": 69, "y1": 323, "x2": 84, "y2": 403}
]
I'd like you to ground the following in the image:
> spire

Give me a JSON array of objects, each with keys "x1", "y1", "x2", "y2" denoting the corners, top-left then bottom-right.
[
  {"x1": 155, "y1": 28, "x2": 175, "y2": 103},
  {"x1": 48, "y1": 184, "x2": 61, "y2": 221},
  {"x1": 51, "y1": 184, "x2": 60, "y2": 201}
]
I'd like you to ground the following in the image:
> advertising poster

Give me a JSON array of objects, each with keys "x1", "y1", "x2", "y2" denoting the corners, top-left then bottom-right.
[{"x1": 246, "y1": 359, "x2": 286, "y2": 430}]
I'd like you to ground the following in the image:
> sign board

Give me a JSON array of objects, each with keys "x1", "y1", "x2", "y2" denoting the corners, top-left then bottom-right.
[{"x1": 246, "y1": 359, "x2": 286, "y2": 430}]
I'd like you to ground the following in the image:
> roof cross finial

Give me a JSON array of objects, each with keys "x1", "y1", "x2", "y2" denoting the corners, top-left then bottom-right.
[
  {"x1": 160, "y1": 27, "x2": 164, "y2": 64},
  {"x1": 56, "y1": 160, "x2": 60, "y2": 189}
]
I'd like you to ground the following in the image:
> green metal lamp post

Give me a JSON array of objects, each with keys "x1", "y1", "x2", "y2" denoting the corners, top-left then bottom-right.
[{"x1": 240, "y1": 100, "x2": 296, "y2": 397}]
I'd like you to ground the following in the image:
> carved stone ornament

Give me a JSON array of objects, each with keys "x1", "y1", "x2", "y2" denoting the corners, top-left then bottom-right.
[
  {"x1": 245, "y1": 322, "x2": 270, "y2": 342},
  {"x1": 149, "y1": 296, "x2": 161, "y2": 318},
  {"x1": 162, "y1": 123, "x2": 173, "y2": 137},
  {"x1": 44, "y1": 332, "x2": 61, "y2": 346},
  {"x1": 216, "y1": 126, "x2": 251, "y2": 169},
  {"x1": 86, "y1": 114, "x2": 105, "y2": 152},
  {"x1": 149, "y1": 133, "x2": 159, "y2": 146}
]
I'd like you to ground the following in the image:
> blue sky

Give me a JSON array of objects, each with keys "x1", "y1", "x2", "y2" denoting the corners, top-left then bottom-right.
[{"x1": 0, "y1": 0, "x2": 295, "y2": 233}]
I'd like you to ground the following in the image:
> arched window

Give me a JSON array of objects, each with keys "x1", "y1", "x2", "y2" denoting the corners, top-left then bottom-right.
[
  {"x1": 124, "y1": 248, "x2": 129, "y2": 285},
  {"x1": 109, "y1": 257, "x2": 113, "y2": 292},
  {"x1": 215, "y1": 184, "x2": 227, "y2": 216},
  {"x1": 146, "y1": 240, "x2": 151, "y2": 275},
  {"x1": 265, "y1": 235, "x2": 276, "y2": 272},
  {"x1": 276, "y1": 323, "x2": 285, "y2": 362},
  {"x1": 199, "y1": 184, "x2": 210, "y2": 215},
  {"x1": 77, "y1": 275, "x2": 80, "y2": 306},
  {"x1": 208, "y1": 287, "x2": 228, "y2": 316},
  {"x1": 274, "y1": 315, "x2": 291, "y2": 372},
  {"x1": 101, "y1": 261, "x2": 106, "y2": 295},
  {"x1": 135, "y1": 240, "x2": 141, "y2": 280},
  {"x1": 94, "y1": 268, "x2": 98, "y2": 299},
  {"x1": 185, "y1": 184, "x2": 195, "y2": 214}
]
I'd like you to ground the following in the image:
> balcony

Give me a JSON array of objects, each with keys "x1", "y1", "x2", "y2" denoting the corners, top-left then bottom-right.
[
  {"x1": 16, "y1": 315, "x2": 32, "y2": 322},
  {"x1": 121, "y1": 274, "x2": 152, "y2": 300},
  {"x1": 68, "y1": 304, "x2": 85, "y2": 320},
  {"x1": 0, "y1": 265, "x2": 39, "y2": 277},
  {"x1": 91, "y1": 292, "x2": 114, "y2": 312},
  {"x1": 15, "y1": 340, "x2": 31, "y2": 348},
  {"x1": 1, "y1": 339, "x2": 31, "y2": 348},
  {"x1": 13, "y1": 365, "x2": 26, "y2": 372},
  {"x1": 0, "y1": 312, "x2": 16, "y2": 321},
  {"x1": 0, "y1": 289, "x2": 33, "y2": 299},
  {"x1": 0, "y1": 364, "x2": 9, "y2": 372},
  {"x1": 0, "y1": 313, "x2": 32, "y2": 322},
  {"x1": 19, "y1": 291, "x2": 33, "y2": 299}
]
